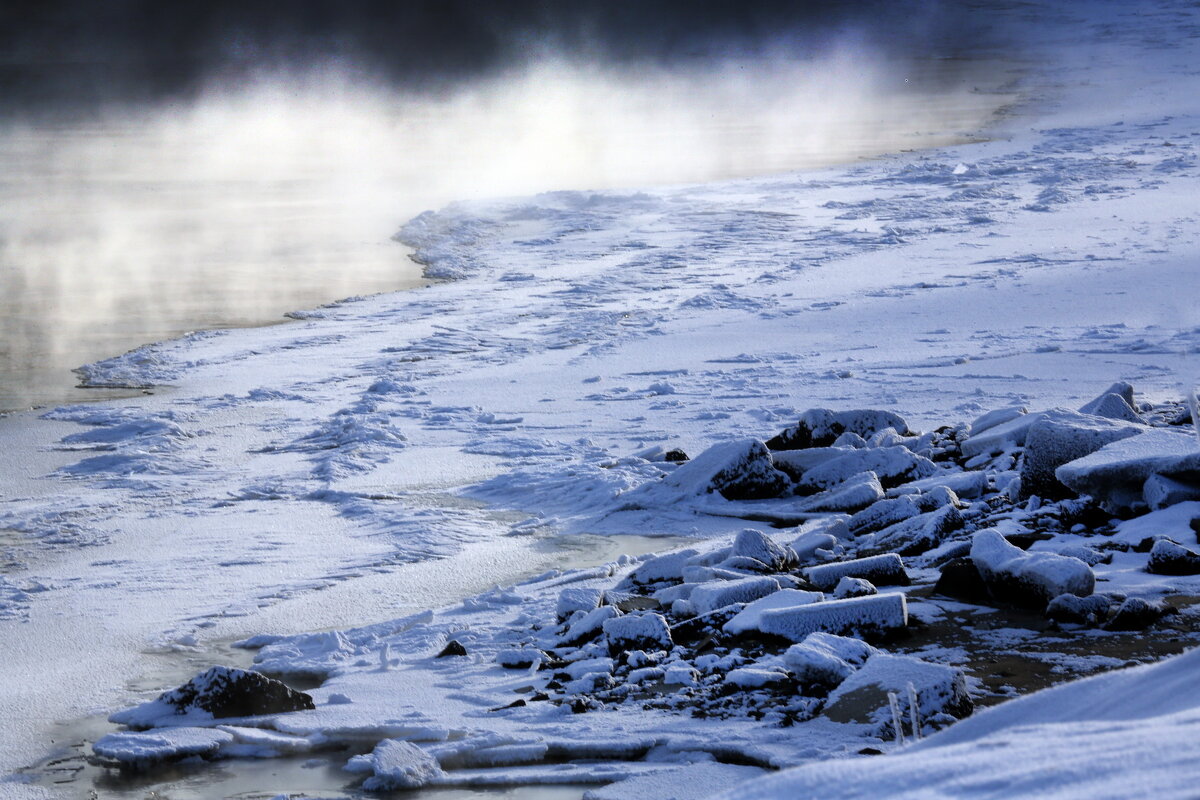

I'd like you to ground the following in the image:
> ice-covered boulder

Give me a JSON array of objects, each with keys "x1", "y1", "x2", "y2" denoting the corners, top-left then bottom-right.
[
  {"x1": 557, "y1": 587, "x2": 603, "y2": 622},
  {"x1": 1056, "y1": 428, "x2": 1200, "y2": 511},
  {"x1": 110, "y1": 667, "x2": 314, "y2": 727},
  {"x1": 690, "y1": 576, "x2": 781, "y2": 615},
  {"x1": 1018, "y1": 410, "x2": 1144, "y2": 500},
  {"x1": 662, "y1": 438, "x2": 791, "y2": 500},
  {"x1": 363, "y1": 740, "x2": 446, "y2": 790},
  {"x1": 834, "y1": 577, "x2": 877, "y2": 599},
  {"x1": 730, "y1": 529, "x2": 797, "y2": 572},
  {"x1": 1078, "y1": 381, "x2": 1137, "y2": 418},
  {"x1": 1147, "y1": 539, "x2": 1200, "y2": 575},
  {"x1": 754, "y1": 593, "x2": 908, "y2": 642},
  {"x1": 724, "y1": 589, "x2": 824, "y2": 635},
  {"x1": 767, "y1": 409, "x2": 911, "y2": 451},
  {"x1": 887, "y1": 470, "x2": 989, "y2": 499},
  {"x1": 497, "y1": 647, "x2": 547, "y2": 669},
  {"x1": 970, "y1": 529, "x2": 1094, "y2": 609},
  {"x1": 770, "y1": 446, "x2": 854, "y2": 480},
  {"x1": 782, "y1": 632, "x2": 875, "y2": 688},
  {"x1": 602, "y1": 613, "x2": 673, "y2": 655},
  {"x1": 1082, "y1": 392, "x2": 1143, "y2": 423},
  {"x1": 823, "y1": 653, "x2": 972, "y2": 725},
  {"x1": 797, "y1": 471, "x2": 885, "y2": 512},
  {"x1": 796, "y1": 447, "x2": 939, "y2": 493},
  {"x1": 806, "y1": 554, "x2": 909, "y2": 591}
]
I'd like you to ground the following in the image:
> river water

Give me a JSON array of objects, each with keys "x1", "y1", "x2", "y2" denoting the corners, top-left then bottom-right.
[{"x1": 0, "y1": 55, "x2": 1020, "y2": 412}]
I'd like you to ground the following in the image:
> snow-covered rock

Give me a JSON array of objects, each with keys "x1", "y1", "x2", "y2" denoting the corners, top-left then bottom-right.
[
  {"x1": 970, "y1": 529, "x2": 1094, "y2": 609},
  {"x1": 1147, "y1": 539, "x2": 1200, "y2": 575},
  {"x1": 625, "y1": 549, "x2": 701, "y2": 586},
  {"x1": 798, "y1": 471, "x2": 885, "y2": 512},
  {"x1": 867, "y1": 504, "x2": 964, "y2": 557},
  {"x1": 782, "y1": 632, "x2": 876, "y2": 687},
  {"x1": 768, "y1": 409, "x2": 911, "y2": 451},
  {"x1": 1045, "y1": 593, "x2": 1113, "y2": 625},
  {"x1": 730, "y1": 528, "x2": 797, "y2": 572},
  {"x1": 796, "y1": 447, "x2": 939, "y2": 493},
  {"x1": 754, "y1": 593, "x2": 908, "y2": 642},
  {"x1": 823, "y1": 653, "x2": 972, "y2": 725},
  {"x1": 848, "y1": 495, "x2": 923, "y2": 536},
  {"x1": 562, "y1": 606, "x2": 622, "y2": 646},
  {"x1": 662, "y1": 438, "x2": 791, "y2": 500},
  {"x1": 602, "y1": 613, "x2": 673, "y2": 654},
  {"x1": 109, "y1": 667, "x2": 314, "y2": 727},
  {"x1": 1078, "y1": 381, "x2": 1137, "y2": 418},
  {"x1": 1144, "y1": 473, "x2": 1200, "y2": 510},
  {"x1": 968, "y1": 406, "x2": 1027, "y2": 437},
  {"x1": 806, "y1": 554, "x2": 909, "y2": 591},
  {"x1": 557, "y1": 587, "x2": 604, "y2": 622},
  {"x1": 833, "y1": 576, "x2": 877, "y2": 599}
]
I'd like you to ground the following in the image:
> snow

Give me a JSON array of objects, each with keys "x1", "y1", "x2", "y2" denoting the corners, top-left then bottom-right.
[{"x1": 4, "y1": 0, "x2": 1200, "y2": 797}]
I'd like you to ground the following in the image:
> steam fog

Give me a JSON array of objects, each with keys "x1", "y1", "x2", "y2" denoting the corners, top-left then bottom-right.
[{"x1": 0, "y1": 43, "x2": 1019, "y2": 410}]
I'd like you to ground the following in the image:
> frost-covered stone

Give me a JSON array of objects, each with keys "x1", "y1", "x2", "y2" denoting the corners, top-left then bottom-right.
[
  {"x1": 832, "y1": 431, "x2": 869, "y2": 449},
  {"x1": 1045, "y1": 593, "x2": 1113, "y2": 625},
  {"x1": 790, "y1": 530, "x2": 841, "y2": 563},
  {"x1": 798, "y1": 471, "x2": 885, "y2": 512},
  {"x1": 796, "y1": 447, "x2": 940, "y2": 493},
  {"x1": 1078, "y1": 381, "x2": 1136, "y2": 417},
  {"x1": 1082, "y1": 392, "x2": 1143, "y2": 423},
  {"x1": 848, "y1": 495, "x2": 923, "y2": 536},
  {"x1": 823, "y1": 653, "x2": 972, "y2": 724},
  {"x1": 497, "y1": 647, "x2": 546, "y2": 669},
  {"x1": 806, "y1": 554, "x2": 909, "y2": 591},
  {"x1": 602, "y1": 613, "x2": 673, "y2": 655},
  {"x1": 730, "y1": 529, "x2": 797, "y2": 572},
  {"x1": 1147, "y1": 539, "x2": 1200, "y2": 576},
  {"x1": 689, "y1": 576, "x2": 781, "y2": 615},
  {"x1": 767, "y1": 409, "x2": 911, "y2": 451},
  {"x1": 868, "y1": 504, "x2": 964, "y2": 557},
  {"x1": 724, "y1": 589, "x2": 824, "y2": 635},
  {"x1": 363, "y1": 739, "x2": 446, "y2": 790},
  {"x1": 1106, "y1": 597, "x2": 1170, "y2": 631},
  {"x1": 754, "y1": 593, "x2": 908, "y2": 642},
  {"x1": 562, "y1": 606, "x2": 621, "y2": 646},
  {"x1": 92, "y1": 727, "x2": 234, "y2": 769},
  {"x1": 783, "y1": 632, "x2": 875, "y2": 687},
  {"x1": 664, "y1": 663, "x2": 699, "y2": 686},
  {"x1": 1144, "y1": 473, "x2": 1200, "y2": 511},
  {"x1": 653, "y1": 582, "x2": 699, "y2": 605},
  {"x1": 557, "y1": 587, "x2": 604, "y2": 622},
  {"x1": 664, "y1": 438, "x2": 791, "y2": 500},
  {"x1": 1056, "y1": 429, "x2": 1200, "y2": 512},
  {"x1": 1019, "y1": 409, "x2": 1144, "y2": 500},
  {"x1": 970, "y1": 529, "x2": 1095, "y2": 609},
  {"x1": 833, "y1": 576, "x2": 877, "y2": 599}
]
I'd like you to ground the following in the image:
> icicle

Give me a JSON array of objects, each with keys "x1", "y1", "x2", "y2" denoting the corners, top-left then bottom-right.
[
  {"x1": 906, "y1": 681, "x2": 922, "y2": 741},
  {"x1": 888, "y1": 691, "x2": 906, "y2": 747}
]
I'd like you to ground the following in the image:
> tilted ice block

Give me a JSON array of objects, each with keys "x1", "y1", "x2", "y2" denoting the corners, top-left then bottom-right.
[
  {"x1": 724, "y1": 589, "x2": 824, "y2": 635},
  {"x1": 806, "y1": 554, "x2": 909, "y2": 591},
  {"x1": 1056, "y1": 428, "x2": 1200, "y2": 511},
  {"x1": 689, "y1": 576, "x2": 782, "y2": 615},
  {"x1": 754, "y1": 593, "x2": 908, "y2": 642}
]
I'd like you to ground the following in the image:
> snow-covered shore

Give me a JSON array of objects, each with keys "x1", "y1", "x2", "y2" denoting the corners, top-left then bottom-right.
[{"x1": 3, "y1": 1, "x2": 1200, "y2": 798}]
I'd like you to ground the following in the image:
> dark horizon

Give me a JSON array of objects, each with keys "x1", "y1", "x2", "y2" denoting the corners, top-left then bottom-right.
[{"x1": 0, "y1": 0, "x2": 1000, "y2": 114}]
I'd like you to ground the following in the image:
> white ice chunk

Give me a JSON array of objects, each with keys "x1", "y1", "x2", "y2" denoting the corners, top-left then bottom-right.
[
  {"x1": 754, "y1": 594, "x2": 908, "y2": 642},
  {"x1": 724, "y1": 589, "x2": 824, "y2": 635}
]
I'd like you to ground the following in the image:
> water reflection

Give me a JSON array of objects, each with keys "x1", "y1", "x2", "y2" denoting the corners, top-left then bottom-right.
[{"x1": 0, "y1": 55, "x2": 1018, "y2": 411}]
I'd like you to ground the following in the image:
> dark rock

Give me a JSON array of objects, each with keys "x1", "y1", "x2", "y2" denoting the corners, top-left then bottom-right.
[
  {"x1": 1147, "y1": 539, "x2": 1200, "y2": 576},
  {"x1": 1045, "y1": 593, "x2": 1112, "y2": 625},
  {"x1": 437, "y1": 640, "x2": 468, "y2": 658},
  {"x1": 664, "y1": 449, "x2": 689, "y2": 462},
  {"x1": 933, "y1": 558, "x2": 991, "y2": 604},
  {"x1": 767, "y1": 409, "x2": 911, "y2": 451},
  {"x1": 158, "y1": 666, "x2": 315, "y2": 719},
  {"x1": 1105, "y1": 597, "x2": 1171, "y2": 631}
]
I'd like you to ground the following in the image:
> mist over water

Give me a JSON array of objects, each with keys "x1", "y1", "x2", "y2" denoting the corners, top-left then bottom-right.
[{"x1": 0, "y1": 33, "x2": 1020, "y2": 411}]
